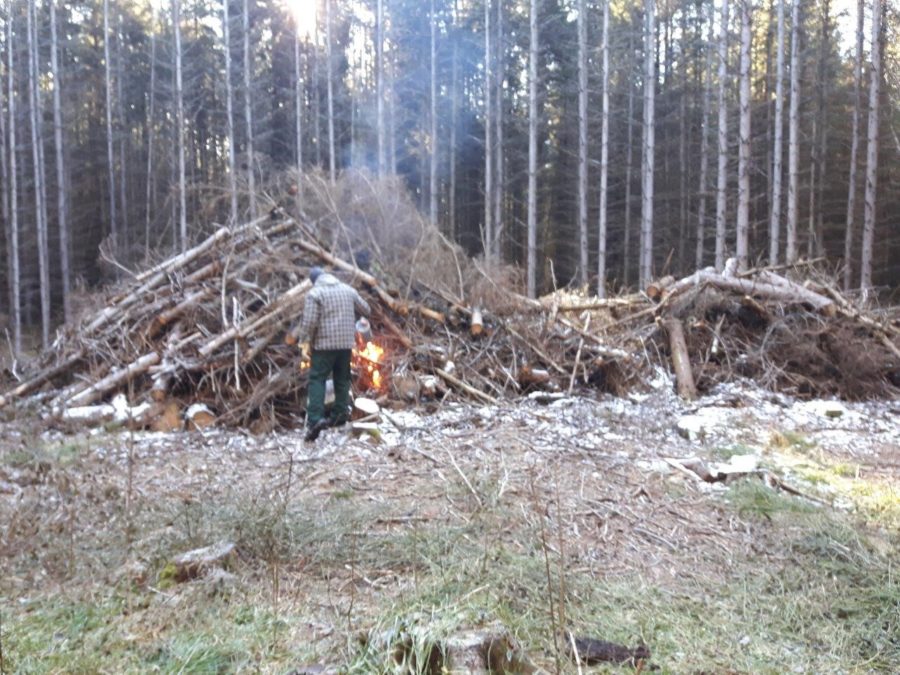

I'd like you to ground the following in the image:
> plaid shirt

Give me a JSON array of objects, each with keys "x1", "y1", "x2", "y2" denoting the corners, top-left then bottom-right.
[{"x1": 299, "y1": 273, "x2": 371, "y2": 350}]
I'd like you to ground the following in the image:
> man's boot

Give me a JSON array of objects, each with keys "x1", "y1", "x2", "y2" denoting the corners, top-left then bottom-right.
[{"x1": 304, "y1": 418, "x2": 330, "y2": 442}]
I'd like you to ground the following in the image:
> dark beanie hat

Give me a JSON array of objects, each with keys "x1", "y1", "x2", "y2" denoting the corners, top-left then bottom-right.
[{"x1": 309, "y1": 266, "x2": 324, "y2": 283}]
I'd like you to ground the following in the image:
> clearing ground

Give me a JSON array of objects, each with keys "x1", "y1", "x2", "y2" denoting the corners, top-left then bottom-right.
[{"x1": 2, "y1": 380, "x2": 898, "y2": 673}]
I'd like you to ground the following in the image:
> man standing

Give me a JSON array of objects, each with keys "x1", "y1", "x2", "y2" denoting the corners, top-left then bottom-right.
[{"x1": 297, "y1": 266, "x2": 370, "y2": 441}]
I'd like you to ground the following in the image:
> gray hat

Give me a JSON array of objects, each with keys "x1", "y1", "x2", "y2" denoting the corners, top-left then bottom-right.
[{"x1": 309, "y1": 266, "x2": 324, "y2": 283}]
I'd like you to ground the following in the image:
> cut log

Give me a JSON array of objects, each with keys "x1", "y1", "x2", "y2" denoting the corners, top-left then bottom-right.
[
  {"x1": 66, "y1": 352, "x2": 161, "y2": 407},
  {"x1": 662, "y1": 318, "x2": 697, "y2": 400},
  {"x1": 435, "y1": 368, "x2": 498, "y2": 405},
  {"x1": 470, "y1": 307, "x2": 484, "y2": 336},
  {"x1": 0, "y1": 349, "x2": 85, "y2": 409},
  {"x1": 646, "y1": 275, "x2": 675, "y2": 301}
]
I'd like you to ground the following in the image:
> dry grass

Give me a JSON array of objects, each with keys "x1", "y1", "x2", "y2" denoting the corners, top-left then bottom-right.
[{"x1": 2, "y1": 398, "x2": 898, "y2": 673}]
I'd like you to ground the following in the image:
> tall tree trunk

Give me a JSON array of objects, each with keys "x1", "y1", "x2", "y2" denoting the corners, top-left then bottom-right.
[
  {"x1": 325, "y1": 0, "x2": 335, "y2": 183},
  {"x1": 449, "y1": 0, "x2": 458, "y2": 239},
  {"x1": 376, "y1": 0, "x2": 385, "y2": 175},
  {"x1": 736, "y1": 0, "x2": 752, "y2": 271},
  {"x1": 696, "y1": 1, "x2": 714, "y2": 268},
  {"x1": 27, "y1": 0, "x2": 50, "y2": 346},
  {"x1": 294, "y1": 28, "x2": 303, "y2": 173},
  {"x1": 577, "y1": 0, "x2": 588, "y2": 286},
  {"x1": 677, "y1": 7, "x2": 688, "y2": 273},
  {"x1": 6, "y1": 12, "x2": 20, "y2": 354},
  {"x1": 786, "y1": 0, "x2": 801, "y2": 263},
  {"x1": 714, "y1": 0, "x2": 730, "y2": 271},
  {"x1": 484, "y1": 0, "x2": 493, "y2": 258},
  {"x1": 224, "y1": 0, "x2": 237, "y2": 223},
  {"x1": 492, "y1": 0, "x2": 503, "y2": 258},
  {"x1": 173, "y1": 0, "x2": 187, "y2": 249},
  {"x1": 639, "y1": 0, "x2": 655, "y2": 288},
  {"x1": 50, "y1": 0, "x2": 69, "y2": 322},
  {"x1": 596, "y1": 0, "x2": 609, "y2": 298},
  {"x1": 623, "y1": 24, "x2": 635, "y2": 286},
  {"x1": 813, "y1": 0, "x2": 829, "y2": 258},
  {"x1": 243, "y1": 0, "x2": 257, "y2": 212},
  {"x1": 116, "y1": 12, "x2": 127, "y2": 246},
  {"x1": 429, "y1": 0, "x2": 438, "y2": 227},
  {"x1": 769, "y1": 0, "x2": 785, "y2": 264},
  {"x1": 144, "y1": 3, "x2": 157, "y2": 250},
  {"x1": 860, "y1": 0, "x2": 882, "y2": 291},
  {"x1": 843, "y1": 0, "x2": 863, "y2": 291},
  {"x1": 103, "y1": 0, "x2": 117, "y2": 245},
  {"x1": 526, "y1": 0, "x2": 538, "y2": 297}
]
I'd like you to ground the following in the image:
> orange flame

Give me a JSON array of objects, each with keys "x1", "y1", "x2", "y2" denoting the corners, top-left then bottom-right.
[{"x1": 353, "y1": 340, "x2": 386, "y2": 391}]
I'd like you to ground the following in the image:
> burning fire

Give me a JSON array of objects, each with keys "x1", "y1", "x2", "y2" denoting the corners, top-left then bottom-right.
[{"x1": 353, "y1": 340, "x2": 386, "y2": 391}]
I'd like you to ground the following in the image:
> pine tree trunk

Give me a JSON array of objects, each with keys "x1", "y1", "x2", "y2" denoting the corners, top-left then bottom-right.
[
  {"x1": 325, "y1": 0, "x2": 335, "y2": 183},
  {"x1": 104, "y1": 0, "x2": 117, "y2": 246},
  {"x1": 484, "y1": 0, "x2": 493, "y2": 259},
  {"x1": 224, "y1": 0, "x2": 237, "y2": 223},
  {"x1": 714, "y1": 0, "x2": 730, "y2": 271},
  {"x1": 696, "y1": 2, "x2": 714, "y2": 268},
  {"x1": 376, "y1": 0, "x2": 385, "y2": 175},
  {"x1": 144, "y1": 8, "x2": 157, "y2": 251},
  {"x1": 116, "y1": 12, "x2": 127, "y2": 247},
  {"x1": 843, "y1": 0, "x2": 864, "y2": 291},
  {"x1": 596, "y1": 0, "x2": 609, "y2": 298},
  {"x1": 786, "y1": 0, "x2": 801, "y2": 263},
  {"x1": 49, "y1": 0, "x2": 70, "y2": 322},
  {"x1": 769, "y1": 0, "x2": 785, "y2": 264},
  {"x1": 173, "y1": 0, "x2": 187, "y2": 250},
  {"x1": 294, "y1": 29, "x2": 303, "y2": 173},
  {"x1": 623, "y1": 24, "x2": 635, "y2": 286},
  {"x1": 6, "y1": 13, "x2": 20, "y2": 354},
  {"x1": 28, "y1": 0, "x2": 50, "y2": 346},
  {"x1": 577, "y1": 0, "x2": 588, "y2": 286},
  {"x1": 242, "y1": 0, "x2": 256, "y2": 212},
  {"x1": 492, "y1": 0, "x2": 503, "y2": 258},
  {"x1": 736, "y1": 0, "x2": 752, "y2": 271},
  {"x1": 639, "y1": 0, "x2": 655, "y2": 288},
  {"x1": 860, "y1": 0, "x2": 882, "y2": 291},
  {"x1": 429, "y1": 0, "x2": 438, "y2": 227},
  {"x1": 449, "y1": 0, "x2": 458, "y2": 239},
  {"x1": 526, "y1": 0, "x2": 538, "y2": 297}
]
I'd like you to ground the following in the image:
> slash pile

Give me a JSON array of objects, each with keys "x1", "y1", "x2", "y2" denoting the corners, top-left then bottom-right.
[{"x1": 1, "y1": 172, "x2": 897, "y2": 429}]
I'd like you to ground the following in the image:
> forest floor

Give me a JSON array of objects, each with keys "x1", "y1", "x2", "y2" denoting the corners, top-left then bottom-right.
[{"x1": 1, "y1": 377, "x2": 899, "y2": 674}]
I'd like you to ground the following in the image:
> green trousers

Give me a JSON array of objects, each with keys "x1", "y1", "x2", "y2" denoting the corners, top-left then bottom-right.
[{"x1": 306, "y1": 349, "x2": 352, "y2": 427}]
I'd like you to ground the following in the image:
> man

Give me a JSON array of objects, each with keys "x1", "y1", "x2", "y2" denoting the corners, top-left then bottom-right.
[{"x1": 297, "y1": 266, "x2": 370, "y2": 442}]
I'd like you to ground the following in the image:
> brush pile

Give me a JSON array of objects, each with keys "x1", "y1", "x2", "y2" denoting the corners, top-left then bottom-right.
[{"x1": 0, "y1": 172, "x2": 897, "y2": 430}]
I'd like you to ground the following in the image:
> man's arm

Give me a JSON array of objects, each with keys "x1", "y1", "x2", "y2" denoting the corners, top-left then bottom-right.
[
  {"x1": 353, "y1": 291, "x2": 371, "y2": 317},
  {"x1": 298, "y1": 294, "x2": 320, "y2": 344}
]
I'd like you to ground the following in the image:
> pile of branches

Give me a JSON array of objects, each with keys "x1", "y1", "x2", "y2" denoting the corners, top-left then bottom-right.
[
  {"x1": 1, "y1": 172, "x2": 897, "y2": 429},
  {"x1": 642, "y1": 261, "x2": 900, "y2": 400},
  {"x1": 0, "y1": 172, "x2": 640, "y2": 430}
]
